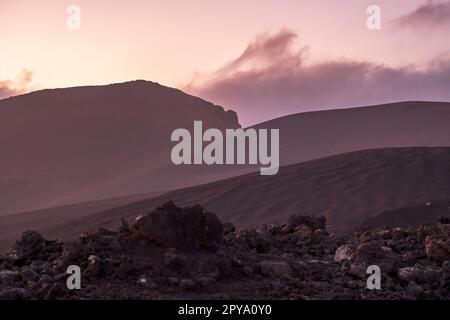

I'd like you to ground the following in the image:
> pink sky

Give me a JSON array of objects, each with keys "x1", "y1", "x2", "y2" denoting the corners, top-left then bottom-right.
[{"x1": 1, "y1": 0, "x2": 450, "y2": 124}]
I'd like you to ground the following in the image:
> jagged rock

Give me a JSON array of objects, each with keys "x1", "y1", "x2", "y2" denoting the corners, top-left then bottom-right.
[
  {"x1": 0, "y1": 288, "x2": 27, "y2": 300},
  {"x1": 259, "y1": 261, "x2": 292, "y2": 277},
  {"x1": 164, "y1": 251, "x2": 188, "y2": 272},
  {"x1": 282, "y1": 214, "x2": 326, "y2": 233},
  {"x1": 314, "y1": 229, "x2": 328, "y2": 241},
  {"x1": 439, "y1": 223, "x2": 450, "y2": 235},
  {"x1": 231, "y1": 258, "x2": 243, "y2": 268},
  {"x1": 56, "y1": 244, "x2": 84, "y2": 268},
  {"x1": 438, "y1": 216, "x2": 450, "y2": 225},
  {"x1": 349, "y1": 241, "x2": 400, "y2": 278},
  {"x1": 358, "y1": 231, "x2": 382, "y2": 244},
  {"x1": 39, "y1": 274, "x2": 54, "y2": 285},
  {"x1": 0, "y1": 202, "x2": 449, "y2": 300},
  {"x1": 137, "y1": 277, "x2": 157, "y2": 289},
  {"x1": 423, "y1": 267, "x2": 441, "y2": 283},
  {"x1": 406, "y1": 281, "x2": 424, "y2": 298},
  {"x1": 334, "y1": 245, "x2": 355, "y2": 263},
  {"x1": 43, "y1": 283, "x2": 65, "y2": 300},
  {"x1": 132, "y1": 202, "x2": 223, "y2": 251},
  {"x1": 425, "y1": 235, "x2": 450, "y2": 263},
  {"x1": 167, "y1": 277, "x2": 179, "y2": 286},
  {"x1": 223, "y1": 223, "x2": 236, "y2": 235},
  {"x1": 85, "y1": 255, "x2": 103, "y2": 277},
  {"x1": 398, "y1": 267, "x2": 425, "y2": 283},
  {"x1": 20, "y1": 267, "x2": 39, "y2": 283},
  {"x1": 179, "y1": 279, "x2": 194, "y2": 290},
  {"x1": 267, "y1": 224, "x2": 284, "y2": 236},
  {"x1": 291, "y1": 225, "x2": 313, "y2": 241},
  {"x1": 12, "y1": 231, "x2": 45, "y2": 261},
  {"x1": 353, "y1": 242, "x2": 385, "y2": 262},
  {"x1": 0, "y1": 270, "x2": 20, "y2": 286},
  {"x1": 196, "y1": 276, "x2": 215, "y2": 288},
  {"x1": 242, "y1": 266, "x2": 253, "y2": 276},
  {"x1": 119, "y1": 218, "x2": 131, "y2": 233}
]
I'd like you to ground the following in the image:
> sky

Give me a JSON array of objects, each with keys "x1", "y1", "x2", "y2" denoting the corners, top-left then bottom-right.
[{"x1": 1, "y1": 0, "x2": 450, "y2": 125}]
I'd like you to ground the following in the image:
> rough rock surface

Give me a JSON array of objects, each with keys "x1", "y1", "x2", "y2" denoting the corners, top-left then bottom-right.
[
  {"x1": 132, "y1": 201, "x2": 223, "y2": 251},
  {"x1": 0, "y1": 202, "x2": 449, "y2": 300}
]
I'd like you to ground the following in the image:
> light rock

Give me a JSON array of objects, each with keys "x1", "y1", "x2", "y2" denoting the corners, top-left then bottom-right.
[{"x1": 334, "y1": 245, "x2": 355, "y2": 263}]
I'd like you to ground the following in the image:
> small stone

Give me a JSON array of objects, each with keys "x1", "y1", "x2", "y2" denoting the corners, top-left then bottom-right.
[
  {"x1": 44, "y1": 283, "x2": 65, "y2": 300},
  {"x1": 282, "y1": 214, "x2": 326, "y2": 233},
  {"x1": 423, "y1": 267, "x2": 441, "y2": 283},
  {"x1": 398, "y1": 267, "x2": 424, "y2": 283},
  {"x1": 0, "y1": 270, "x2": 20, "y2": 286},
  {"x1": 314, "y1": 229, "x2": 328, "y2": 241},
  {"x1": 20, "y1": 268, "x2": 39, "y2": 282},
  {"x1": 0, "y1": 288, "x2": 27, "y2": 300},
  {"x1": 179, "y1": 279, "x2": 194, "y2": 290},
  {"x1": 259, "y1": 260, "x2": 292, "y2": 277},
  {"x1": 425, "y1": 235, "x2": 450, "y2": 263},
  {"x1": 223, "y1": 223, "x2": 236, "y2": 234},
  {"x1": 39, "y1": 274, "x2": 54, "y2": 285},
  {"x1": 406, "y1": 281, "x2": 423, "y2": 297},
  {"x1": 167, "y1": 277, "x2": 179, "y2": 286},
  {"x1": 242, "y1": 266, "x2": 253, "y2": 276},
  {"x1": 88, "y1": 255, "x2": 100, "y2": 264},
  {"x1": 334, "y1": 245, "x2": 355, "y2": 263},
  {"x1": 231, "y1": 258, "x2": 243, "y2": 268},
  {"x1": 164, "y1": 252, "x2": 187, "y2": 271},
  {"x1": 292, "y1": 225, "x2": 313, "y2": 241},
  {"x1": 137, "y1": 277, "x2": 157, "y2": 289},
  {"x1": 196, "y1": 277, "x2": 215, "y2": 288}
]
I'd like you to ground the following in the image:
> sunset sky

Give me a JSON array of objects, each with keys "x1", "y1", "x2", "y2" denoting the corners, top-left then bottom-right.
[{"x1": 1, "y1": 0, "x2": 450, "y2": 125}]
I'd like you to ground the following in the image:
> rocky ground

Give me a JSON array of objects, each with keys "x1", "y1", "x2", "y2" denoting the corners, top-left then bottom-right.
[{"x1": 0, "y1": 201, "x2": 449, "y2": 300}]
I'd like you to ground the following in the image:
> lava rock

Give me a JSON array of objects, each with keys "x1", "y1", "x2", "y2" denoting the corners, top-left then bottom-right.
[
  {"x1": 223, "y1": 223, "x2": 236, "y2": 235},
  {"x1": 425, "y1": 235, "x2": 450, "y2": 263},
  {"x1": 314, "y1": 229, "x2": 328, "y2": 241},
  {"x1": 282, "y1": 214, "x2": 326, "y2": 233},
  {"x1": 398, "y1": 267, "x2": 425, "y2": 283},
  {"x1": 259, "y1": 261, "x2": 292, "y2": 277},
  {"x1": 0, "y1": 288, "x2": 27, "y2": 300},
  {"x1": 349, "y1": 241, "x2": 400, "y2": 278},
  {"x1": 0, "y1": 270, "x2": 20, "y2": 286},
  {"x1": 20, "y1": 267, "x2": 40, "y2": 283},
  {"x1": 179, "y1": 279, "x2": 194, "y2": 290},
  {"x1": 291, "y1": 225, "x2": 313, "y2": 241},
  {"x1": 334, "y1": 245, "x2": 355, "y2": 263},
  {"x1": 132, "y1": 202, "x2": 224, "y2": 251},
  {"x1": 164, "y1": 250, "x2": 188, "y2": 272},
  {"x1": 12, "y1": 231, "x2": 46, "y2": 261}
]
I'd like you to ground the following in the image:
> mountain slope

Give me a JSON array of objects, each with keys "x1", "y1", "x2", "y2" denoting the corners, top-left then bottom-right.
[
  {"x1": 255, "y1": 101, "x2": 450, "y2": 167},
  {"x1": 1, "y1": 147, "x2": 448, "y2": 252},
  {"x1": 2, "y1": 84, "x2": 450, "y2": 219},
  {"x1": 0, "y1": 80, "x2": 240, "y2": 215}
]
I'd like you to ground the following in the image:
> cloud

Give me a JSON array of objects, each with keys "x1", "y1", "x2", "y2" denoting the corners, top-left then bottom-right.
[
  {"x1": 0, "y1": 69, "x2": 34, "y2": 100},
  {"x1": 395, "y1": 0, "x2": 450, "y2": 30},
  {"x1": 186, "y1": 30, "x2": 450, "y2": 126}
]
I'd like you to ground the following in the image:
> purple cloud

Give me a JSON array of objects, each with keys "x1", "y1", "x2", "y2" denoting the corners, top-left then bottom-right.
[
  {"x1": 187, "y1": 30, "x2": 450, "y2": 126},
  {"x1": 395, "y1": 0, "x2": 450, "y2": 30}
]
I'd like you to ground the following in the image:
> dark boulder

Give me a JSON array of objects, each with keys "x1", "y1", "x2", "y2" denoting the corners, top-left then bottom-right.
[
  {"x1": 349, "y1": 241, "x2": 401, "y2": 278},
  {"x1": 438, "y1": 216, "x2": 450, "y2": 225},
  {"x1": 282, "y1": 214, "x2": 326, "y2": 233},
  {"x1": 132, "y1": 202, "x2": 223, "y2": 251}
]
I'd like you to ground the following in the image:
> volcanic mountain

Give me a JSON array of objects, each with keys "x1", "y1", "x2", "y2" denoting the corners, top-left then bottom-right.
[
  {"x1": 1, "y1": 80, "x2": 450, "y2": 251},
  {"x1": 1, "y1": 84, "x2": 450, "y2": 218},
  {"x1": 0, "y1": 80, "x2": 240, "y2": 215}
]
